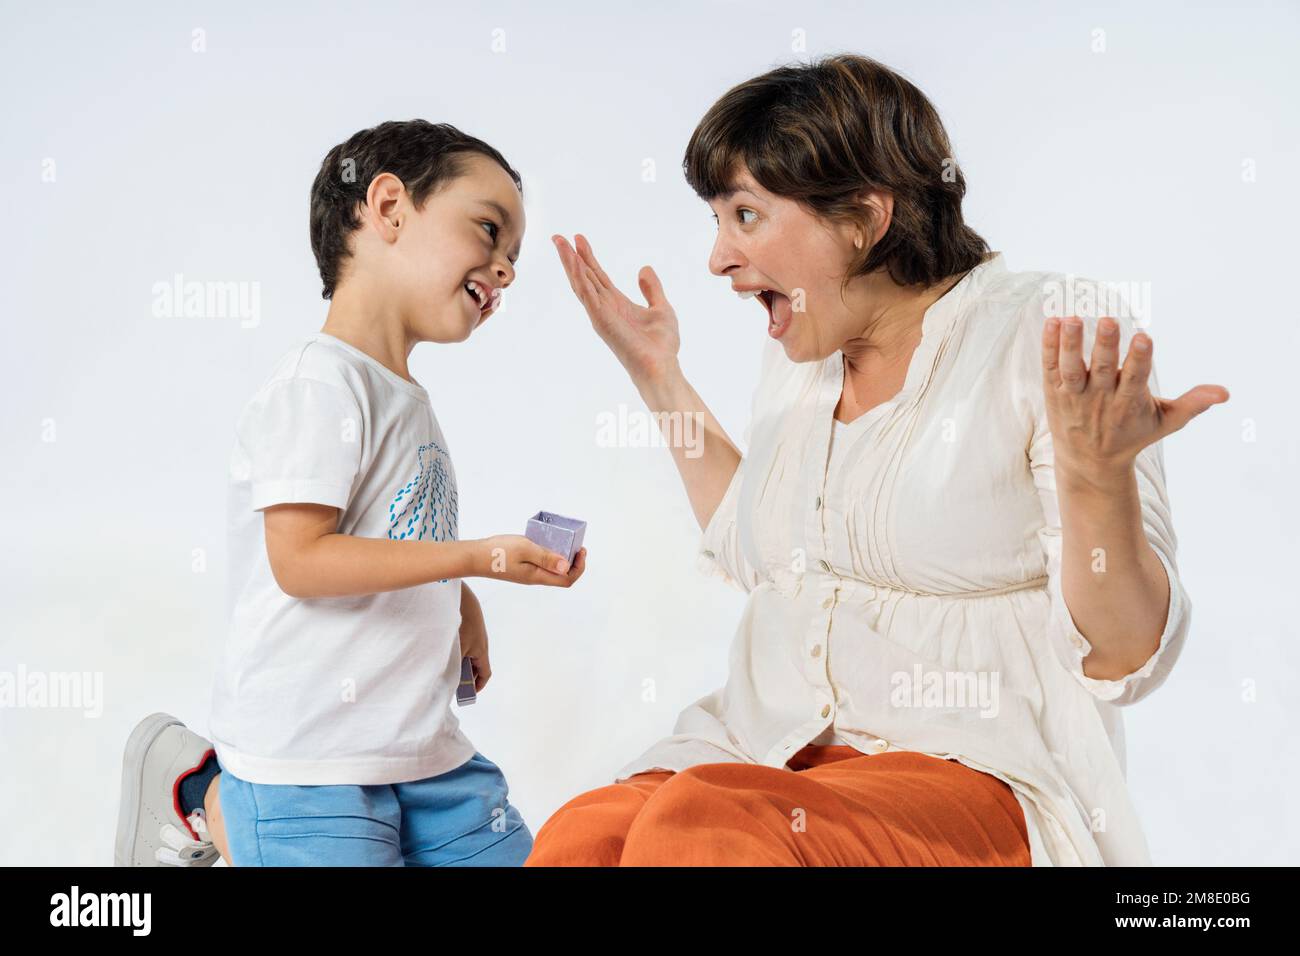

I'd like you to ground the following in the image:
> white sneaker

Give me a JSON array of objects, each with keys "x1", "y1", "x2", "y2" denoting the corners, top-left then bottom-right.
[{"x1": 115, "y1": 712, "x2": 221, "y2": 867}]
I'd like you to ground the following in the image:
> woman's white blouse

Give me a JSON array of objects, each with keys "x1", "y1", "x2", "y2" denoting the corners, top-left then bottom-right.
[{"x1": 614, "y1": 252, "x2": 1191, "y2": 866}]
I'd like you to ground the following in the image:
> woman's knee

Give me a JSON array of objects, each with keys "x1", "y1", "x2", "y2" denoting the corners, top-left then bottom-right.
[
  {"x1": 618, "y1": 764, "x2": 803, "y2": 865},
  {"x1": 525, "y1": 773, "x2": 672, "y2": 867}
]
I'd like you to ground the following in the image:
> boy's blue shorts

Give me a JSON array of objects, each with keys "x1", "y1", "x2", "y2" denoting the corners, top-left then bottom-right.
[{"x1": 216, "y1": 751, "x2": 533, "y2": 866}]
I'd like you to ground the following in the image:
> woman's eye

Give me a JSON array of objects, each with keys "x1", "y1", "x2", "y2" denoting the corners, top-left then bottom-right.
[
  {"x1": 480, "y1": 220, "x2": 499, "y2": 240},
  {"x1": 710, "y1": 209, "x2": 756, "y2": 227}
]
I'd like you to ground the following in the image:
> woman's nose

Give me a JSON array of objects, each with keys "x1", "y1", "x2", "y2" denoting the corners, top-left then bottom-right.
[{"x1": 708, "y1": 233, "x2": 744, "y2": 277}]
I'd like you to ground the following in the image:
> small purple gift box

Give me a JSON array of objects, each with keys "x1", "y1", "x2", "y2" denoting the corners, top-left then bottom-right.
[
  {"x1": 525, "y1": 511, "x2": 587, "y2": 566},
  {"x1": 456, "y1": 657, "x2": 477, "y2": 706}
]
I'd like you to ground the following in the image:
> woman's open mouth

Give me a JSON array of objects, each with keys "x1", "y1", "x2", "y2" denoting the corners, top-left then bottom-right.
[
  {"x1": 759, "y1": 290, "x2": 793, "y2": 340},
  {"x1": 736, "y1": 286, "x2": 793, "y2": 339}
]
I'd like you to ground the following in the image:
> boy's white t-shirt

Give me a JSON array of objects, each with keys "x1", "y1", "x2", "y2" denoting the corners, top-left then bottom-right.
[{"x1": 209, "y1": 332, "x2": 476, "y2": 785}]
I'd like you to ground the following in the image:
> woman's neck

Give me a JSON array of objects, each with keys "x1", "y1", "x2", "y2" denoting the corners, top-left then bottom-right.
[{"x1": 841, "y1": 266, "x2": 971, "y2": 372}]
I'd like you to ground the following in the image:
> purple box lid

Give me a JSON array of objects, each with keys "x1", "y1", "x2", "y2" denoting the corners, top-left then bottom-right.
[
  {"x1": 456, "y1": 657, "x2": 476, "y2": 706},
  {"x1": 525, "y1": 511, "x2": 586, "y2": 565}
]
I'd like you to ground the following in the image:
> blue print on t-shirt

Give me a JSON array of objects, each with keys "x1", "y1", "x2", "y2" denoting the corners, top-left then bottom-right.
[{"x1": 387, "y1": 441, "x2": 459, "y2": 571}]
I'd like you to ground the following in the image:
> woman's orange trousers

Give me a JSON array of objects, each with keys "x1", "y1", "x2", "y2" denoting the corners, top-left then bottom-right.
[{"x1": 524, "y1": 745, "x2": 1031, "y2": 866}]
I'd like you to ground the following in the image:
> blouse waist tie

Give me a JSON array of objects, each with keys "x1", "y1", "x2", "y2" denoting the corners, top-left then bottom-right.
[{"x1": 777, "y1": 567, "x2": 1050, "y2": 601}]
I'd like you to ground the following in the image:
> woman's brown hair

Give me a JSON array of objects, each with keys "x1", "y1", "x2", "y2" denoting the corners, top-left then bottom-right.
[{"x1": 683, "y1": 53, "x2": 988, "y2": 290}]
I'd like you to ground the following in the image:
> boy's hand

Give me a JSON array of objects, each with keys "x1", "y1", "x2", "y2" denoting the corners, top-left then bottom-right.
[
  {"x1": 477, "y1": 535, "x2": 588, "y2": 586},
  {"x1": 458, "y1": 588, "x2": 491, "y2": 692}
]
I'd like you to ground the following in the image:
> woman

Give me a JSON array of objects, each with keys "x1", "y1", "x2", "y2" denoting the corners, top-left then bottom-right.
[{"x1": 530, "y1": 53, "x2": 1228, "y2": 866}]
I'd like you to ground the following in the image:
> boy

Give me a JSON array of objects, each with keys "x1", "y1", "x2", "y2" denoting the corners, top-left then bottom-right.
[{"x1": 114, "y1": 120, "x2": 586, "y2": 866}]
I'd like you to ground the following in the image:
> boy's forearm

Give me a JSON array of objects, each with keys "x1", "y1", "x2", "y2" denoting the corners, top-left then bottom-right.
[
  {"x1": 282, "y1": 534, "x2": 485, "y2": 599},
  {"x1": 459, "y1": 581, "x2": 484, "y2": 629}
]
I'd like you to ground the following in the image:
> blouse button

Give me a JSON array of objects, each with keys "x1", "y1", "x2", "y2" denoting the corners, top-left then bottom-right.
[
  {"x1": 821, "y1": 596, "x2": 834, "y2": 609},
  {"x1": 1070, "y1": 634, "x2": 1084, "y2": 650},
  {"x1": 811, "y1": 644, "x2": 822, "y2": 658},
  {"x1": 872, "y1": 738, "x2": 889, "y2": 753},
  {"x1": 703, "y1": 549, "x2": 716, "y2": 560},
  {"x1": 820, "y1": 704, "x2": 831, "y2": 718}
]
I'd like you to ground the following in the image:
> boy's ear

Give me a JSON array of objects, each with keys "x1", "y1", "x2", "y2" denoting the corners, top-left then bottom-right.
[{"x1": 365, "y1": 172, "x2": 406, "y2": 243}]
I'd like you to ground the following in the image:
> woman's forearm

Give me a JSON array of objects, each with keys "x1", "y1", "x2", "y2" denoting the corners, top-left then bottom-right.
[
  {"x1": 635, "y1": 362, "x2": 743, "y2": 531},
  {"x1": 1055, "y1": 464, "x2": 1172, "y2": 681}
]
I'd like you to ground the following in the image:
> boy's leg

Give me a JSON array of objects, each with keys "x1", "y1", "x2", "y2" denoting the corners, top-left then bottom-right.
[
  {"x1": 217, "y1": 763, "x2": 405, "y2": 867},
  {"x1": 397, "y1": 752, "x2": 534, "y2": 867},
  {"x1": 202, "y1": 775, "x2": 232, "y2": 864},
  {"x1": 523, "y1": 769, "x2": 675, "y2": 866}
]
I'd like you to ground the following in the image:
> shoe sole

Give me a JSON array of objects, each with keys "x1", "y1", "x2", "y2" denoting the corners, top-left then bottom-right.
[{"x1": 114, "y1": 711, "x2": 183, "y2": 867}]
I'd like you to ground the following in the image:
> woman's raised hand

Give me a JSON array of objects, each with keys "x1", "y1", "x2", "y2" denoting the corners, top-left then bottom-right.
[
  {"x1": 1041, "y1": 315, "x2": 1229, "y2": 484},
  {"x1": 552, "y1": 233, "x2": 681, "y2": 386}
]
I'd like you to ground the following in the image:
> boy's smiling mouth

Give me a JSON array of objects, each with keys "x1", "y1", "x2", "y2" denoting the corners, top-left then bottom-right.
[{"x1": 463, "y1": 277, "x2": 498, "y2": 321}]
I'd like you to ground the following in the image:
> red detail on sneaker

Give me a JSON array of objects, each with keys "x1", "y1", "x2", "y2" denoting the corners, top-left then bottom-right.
[{"x1": 173, "y1": 747, "x2": 216, "y2": 843}]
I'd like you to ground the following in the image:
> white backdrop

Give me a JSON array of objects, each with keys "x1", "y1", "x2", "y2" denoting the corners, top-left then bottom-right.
[{"x1": 2, "y1": 0, "x2": 1296, "y2": 866}]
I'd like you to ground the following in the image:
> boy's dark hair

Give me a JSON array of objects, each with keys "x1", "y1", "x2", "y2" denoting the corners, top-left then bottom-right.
[
  {"x1": 683, "y1": 53, "x2": 988, "y2": 290},
  {"x1": 309, "y1": 120, "x2": 522, "y2": 299}
]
